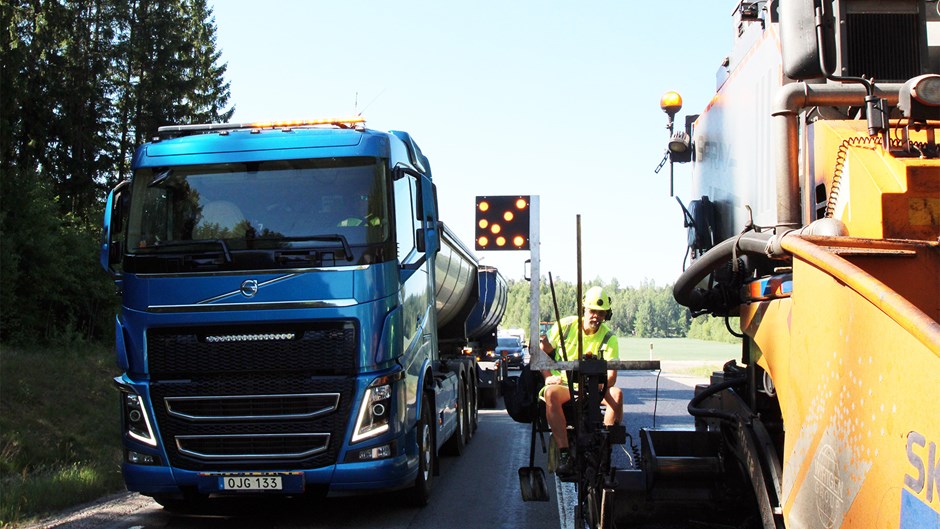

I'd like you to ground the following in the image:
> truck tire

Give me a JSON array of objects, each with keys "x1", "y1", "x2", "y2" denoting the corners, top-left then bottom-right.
[
  {"x1": 469, "y1": 378, "x2": 479, "y2": 435},
  {"x1": 463, "y1": 377, "x2": 475, "y2": 443},
  {"x1": 442, "y1": 378, "x2": 467, "y2": 455},
  {"x1": 406, "y1": 393, "x2": 434, "y2": 506}
]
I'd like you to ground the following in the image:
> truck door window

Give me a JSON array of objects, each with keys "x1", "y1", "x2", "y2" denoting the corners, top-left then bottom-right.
[
  {"x1": 394, "y1": 176, "x2": 419, "y2": 264},
  {"x1": 393, "y1": 173, "x2": 427, "y2": 353}
]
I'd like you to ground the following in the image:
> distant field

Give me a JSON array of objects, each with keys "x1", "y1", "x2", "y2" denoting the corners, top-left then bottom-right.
[{"x1": 618, "y1": 337, "x2": 740, "y2": 362}]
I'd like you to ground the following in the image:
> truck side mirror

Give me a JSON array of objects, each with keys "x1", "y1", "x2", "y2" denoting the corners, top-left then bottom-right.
[
  {"x1": 414, "y1": 225, "x2": 441, "y2": 255},
  {"x1": 101, "y1": 181, "x2": 129, "y2": 274}
]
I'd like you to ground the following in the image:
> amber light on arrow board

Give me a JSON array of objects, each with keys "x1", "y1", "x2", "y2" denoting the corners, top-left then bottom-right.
[{"x1": 475, "y1": 195, "x2": 530, "y2": 251}]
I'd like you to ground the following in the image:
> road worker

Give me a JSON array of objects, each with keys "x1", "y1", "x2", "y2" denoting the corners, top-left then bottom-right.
[{"x1": 539, "y1": 286, "x2": 623, "y2": 480}]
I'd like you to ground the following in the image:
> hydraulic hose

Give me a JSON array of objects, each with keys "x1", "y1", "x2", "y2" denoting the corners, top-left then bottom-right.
[
  {"x1": 673, "y1": 230, "x2": 776, "y2": 310},
  {"x1": 687, "y1": 376, "x2": 747, "y2": 423}
]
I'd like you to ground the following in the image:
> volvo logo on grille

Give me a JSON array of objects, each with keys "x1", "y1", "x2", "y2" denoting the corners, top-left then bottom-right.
[{"x1": 240, "y1": 279, "x2": 259, "y2": 298}]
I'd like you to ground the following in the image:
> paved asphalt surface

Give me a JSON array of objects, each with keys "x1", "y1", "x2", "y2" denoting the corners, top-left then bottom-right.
[{"x1": 22, "y1": 366, "x2": 708, "y2": 529}]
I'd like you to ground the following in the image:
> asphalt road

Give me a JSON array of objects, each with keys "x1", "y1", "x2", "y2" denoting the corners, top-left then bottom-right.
[{"x1": 24, "y1": 367, "x2": 707, "y2": 529}]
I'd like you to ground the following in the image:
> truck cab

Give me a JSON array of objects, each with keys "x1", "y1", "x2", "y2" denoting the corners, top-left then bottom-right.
[{"x1": 101, "y1": 119, "x2": 496, "y2": 506}]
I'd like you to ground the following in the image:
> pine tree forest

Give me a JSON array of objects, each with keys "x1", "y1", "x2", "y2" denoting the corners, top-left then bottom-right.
[
  {"x1": 1, "y1": 0, "x2": 233, "y2": 343},
  {"x1": 0, "y1": 2, "x2": 736, "y2": 346}
]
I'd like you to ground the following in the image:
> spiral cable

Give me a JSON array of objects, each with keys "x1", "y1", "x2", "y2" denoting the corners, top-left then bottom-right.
[{"x1": 826, "y1": 135, "x2": 926, "y2": 218}]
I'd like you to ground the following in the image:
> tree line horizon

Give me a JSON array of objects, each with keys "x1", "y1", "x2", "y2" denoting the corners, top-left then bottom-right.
[{"x1": 498, "y1": 277, "x2": 739, "y2": 344}]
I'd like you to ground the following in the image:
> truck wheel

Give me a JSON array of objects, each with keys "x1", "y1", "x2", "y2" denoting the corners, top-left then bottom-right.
[
  {"x1": 442, "y1": 379, "x2": 467, "y2": 455},
  {"x1": 469, "y1": 380, "x2": 479, "y2": 435},
  {"x1": 463, "y1": 378, "x2": 474, "y2": 444},
  {"x1": 406, "y1": 393, "x2": 434, "y2": 506}
]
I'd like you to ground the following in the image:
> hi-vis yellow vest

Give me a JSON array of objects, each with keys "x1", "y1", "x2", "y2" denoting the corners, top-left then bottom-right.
[{"x1": 547, "y1": 316, "x2": 618, "y2": 382}]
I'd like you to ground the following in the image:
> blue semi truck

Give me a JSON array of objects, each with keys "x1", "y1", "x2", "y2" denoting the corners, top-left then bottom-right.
[{"x1": 100, "y1": 117, "x2": 507, "y2": 507}]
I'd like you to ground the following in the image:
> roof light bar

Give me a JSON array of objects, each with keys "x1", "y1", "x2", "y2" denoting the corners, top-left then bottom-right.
[
  {"x1": 247, "y1": 117, "x2": 366, "y2": 129},
  {"x1": 157, "y1": 116, "x2": 366, "y2": 137}
]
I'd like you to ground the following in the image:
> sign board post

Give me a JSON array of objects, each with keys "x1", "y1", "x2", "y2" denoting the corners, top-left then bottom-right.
[{"x1": 474, "y1": 195, "x2": 540, "y2": 362}]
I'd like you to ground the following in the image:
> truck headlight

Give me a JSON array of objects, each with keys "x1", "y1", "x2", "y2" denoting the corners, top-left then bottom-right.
[
  {"x1": 351, "y1": 373, "x2": 400, "y2": 443},
  {"x1": 119, "y1": 387, "x2": 157, "y2": 447}
]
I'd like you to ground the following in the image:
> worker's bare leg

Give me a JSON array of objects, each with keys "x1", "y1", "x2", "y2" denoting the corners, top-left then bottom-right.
[
  {"x1": 544, "y1": 385, "x2": 571, "y2": 449},
  {"x1": 603, "y1": 386, "x2": 623, "y2": 426}
]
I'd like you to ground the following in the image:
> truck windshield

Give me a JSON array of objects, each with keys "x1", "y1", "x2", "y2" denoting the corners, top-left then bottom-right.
[{"x1": 126, "y1": 157, "x2": 389, "y2": 254}]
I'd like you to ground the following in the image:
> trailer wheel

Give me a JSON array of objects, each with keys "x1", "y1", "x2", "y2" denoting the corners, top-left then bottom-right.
[
  {"x1": 406, "y1": 393, "x2": 434, "y2": 506},
  {"x1": 442, "y1": 378, "x2": 467, "y2": 455}
]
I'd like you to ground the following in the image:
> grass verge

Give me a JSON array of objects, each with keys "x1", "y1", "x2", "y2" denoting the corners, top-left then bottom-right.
[
  {"x1": 670, "y1": 363, "x2": 726, "y2": 378},
  {"x1": 618, "y1": 337, "x2": 740, "y2": 362},
  {"x1": 0, "y1": 343, "x2": 124, "y2": 527}
]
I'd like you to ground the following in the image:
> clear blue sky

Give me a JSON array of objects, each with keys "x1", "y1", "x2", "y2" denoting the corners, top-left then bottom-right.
[{"x1": 210, "y1": 1, "x2": 738, "y2": 287}]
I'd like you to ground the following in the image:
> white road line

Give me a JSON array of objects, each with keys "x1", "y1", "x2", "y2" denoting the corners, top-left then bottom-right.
[{"x1": 556, "y1": 476, "x2": 576, "y2": 529}]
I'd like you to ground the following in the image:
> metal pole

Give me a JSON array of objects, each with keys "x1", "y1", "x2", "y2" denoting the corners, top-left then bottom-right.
[
  {"x1": 529, "y1": 196, "x2": 540, "y2": 368},
  {"x1": 574, "y1": 213, "x2": 586, "y2": 529},
  {"x1": 669, "y1": 154, "x2": 675, "y2": 197},
  {"x1": 667, "y1": 117, "x2": 675, "y2": 197},
  {"x1": 576, "y1": 214, "x2": 583, "y2": 361}
]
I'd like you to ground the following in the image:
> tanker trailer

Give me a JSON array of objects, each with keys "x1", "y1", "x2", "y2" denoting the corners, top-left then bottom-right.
[{"x1": 436, "y1": 226, "x2": 509, "y2": 410}]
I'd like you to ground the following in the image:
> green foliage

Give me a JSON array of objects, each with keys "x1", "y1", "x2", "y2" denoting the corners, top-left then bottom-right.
[
  {"x1": 0, "y1": 343, "x2": 123, "y2": 525},
  {"x1": 500, "y1": 277, "x2": 693, "y2": 340},
  {"x1": 0, "y1": 5, "x2": 233, "y2": 518},
  {"x1": 115, "y1": 0, "x2": 234, "y2": 180},
  {"x1": 687, "y1": 315, "x2": 744, "y2": 344},
  {"x1": 0, "y1": 170, "x2": 117, "y2": 343},
  {"x1": 1, "y1": 0, "x2": 232, "y2": 344}
]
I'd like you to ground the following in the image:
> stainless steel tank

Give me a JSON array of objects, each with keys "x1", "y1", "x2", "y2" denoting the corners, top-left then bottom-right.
[{"x1": 435, "y1": 223, "x2": 479, "y2": 329}]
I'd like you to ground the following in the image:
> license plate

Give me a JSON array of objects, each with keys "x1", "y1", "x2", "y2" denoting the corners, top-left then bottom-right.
[
  {"x1": 219, "y1": 475, "x2": 282, "y2": 491},
  {"x1": 198, "y1": 472, "x2": 304, "y2": 494}
]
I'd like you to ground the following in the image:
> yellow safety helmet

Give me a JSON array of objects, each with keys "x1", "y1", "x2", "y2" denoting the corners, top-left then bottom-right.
[{"x1": 583, "y1": 286, "x2": 611, "y2": 312}]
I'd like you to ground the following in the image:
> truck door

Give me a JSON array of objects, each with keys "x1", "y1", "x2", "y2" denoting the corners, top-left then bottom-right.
[{"x1": 394, "y1": 172, "x2": 431, "y2": 403}]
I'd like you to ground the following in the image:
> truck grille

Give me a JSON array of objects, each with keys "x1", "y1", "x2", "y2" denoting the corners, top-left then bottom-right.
[
  {"x1": 145, "y1": 322, "x2": 359, "y2": 470},
  {"x1": 147, "y1": 322, "x2": 357, "y2": 378},
  {"x1": 165, "y1": 393, "x2": 341, "y2": 421},
  {"x1": 151, "y1": 375, "x2": 355, "y2": 470},
  {"x1": 175, "y1": 433, "x2": 330, "y2": 460}
]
